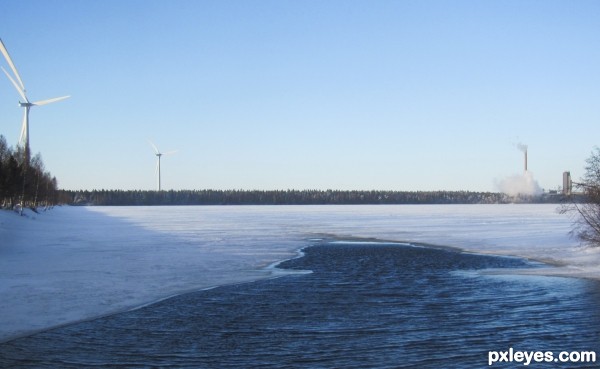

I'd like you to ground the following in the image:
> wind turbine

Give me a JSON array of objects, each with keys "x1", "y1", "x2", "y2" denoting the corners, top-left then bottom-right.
[
  {"x1": 0, "y1": 38, "x2": 70, "y2": 161},
  {"x1": 149, "y1": 141, "x2": 176, "y2": 191}
]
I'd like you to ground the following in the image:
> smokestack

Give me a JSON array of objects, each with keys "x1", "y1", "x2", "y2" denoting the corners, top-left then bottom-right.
[{"x1": 516, "y1": 142, "x2": 528, "y2": 172}]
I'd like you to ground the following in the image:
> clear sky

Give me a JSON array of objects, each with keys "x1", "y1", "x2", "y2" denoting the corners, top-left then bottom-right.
[{"x1": 0, "y1": 0, "x2": 598, "y2": 192}]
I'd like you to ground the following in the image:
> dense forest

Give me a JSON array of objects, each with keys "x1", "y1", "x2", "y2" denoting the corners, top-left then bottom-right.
[
  {"x1": 61, "y1": 188, "x2": 568, "y2": 206},
  {"x1": 0, "y1": 135, "x2": 62, "y2": 209}
]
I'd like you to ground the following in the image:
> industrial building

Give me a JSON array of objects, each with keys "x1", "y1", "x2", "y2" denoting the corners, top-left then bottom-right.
[{"x1": 563, "y1": 171, "x2": 572, "y2": 195}]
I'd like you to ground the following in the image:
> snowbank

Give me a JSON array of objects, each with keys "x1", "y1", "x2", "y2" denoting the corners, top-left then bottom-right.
[{"x1": 0, "y1": 204, "x2": 596, "y2": 342}]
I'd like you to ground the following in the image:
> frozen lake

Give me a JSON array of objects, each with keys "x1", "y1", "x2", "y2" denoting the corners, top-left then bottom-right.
[
  {"x1": 3, "y1": 241, "x2": 599, "y2": 368},
  {"x1": 1, "y1": 204, "x2": 598, "y2": 342}
]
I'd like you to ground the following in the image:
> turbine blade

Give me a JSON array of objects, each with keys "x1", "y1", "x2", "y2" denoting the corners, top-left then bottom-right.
[
  {"x1": 1, "y1": 66, "x2": 28, "y2": 102},
  {"x1": 163, "y1": 150, "x2": 178, "y2": 155},
  {"x1": 148, "y1": 140, "x2": 160, "y2": 155},
  {"x1": 32, "y1": 95, "x2": 70, "y2": 106},
  {"x1": 0, "y1": 38, "x2": 26, "y2": 92}
]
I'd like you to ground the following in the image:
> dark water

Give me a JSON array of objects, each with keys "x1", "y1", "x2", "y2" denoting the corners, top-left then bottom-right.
[{"x1": 1, "y1": 242, "x2": 600, "y2": 368}]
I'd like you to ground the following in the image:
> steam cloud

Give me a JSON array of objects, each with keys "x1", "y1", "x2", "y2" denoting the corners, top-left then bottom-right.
[
  {"x1": 496, "y1": 142, "x2": 542, "y2": 197},
  {"x1": 496, "y1": 172, "x2": 542, "y2": 197}
]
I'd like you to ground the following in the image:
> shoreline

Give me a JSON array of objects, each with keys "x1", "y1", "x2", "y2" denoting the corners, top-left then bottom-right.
[
  {"x1": 2, "y1": 236, "x2": 595, "y2": 344},
  {"x1": 0, "y1": 237, "x2": 546, "y2": 344},
  {"x1": 1, "y1": 204, "x2": 595, "y2": 343}
]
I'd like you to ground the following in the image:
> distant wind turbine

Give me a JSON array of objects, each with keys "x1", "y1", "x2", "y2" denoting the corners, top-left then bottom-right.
[
  {"x1": 149, "y1": 141, "x2": 177, "y2": 191},
  {"x1": 0, "y1": 38, "x2": 70, "y2": 160}
]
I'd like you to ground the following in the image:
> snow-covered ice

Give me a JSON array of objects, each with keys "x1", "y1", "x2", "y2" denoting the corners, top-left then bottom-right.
[{"x1": 1, "y1": 204, "x2": 598, "y2": 342}]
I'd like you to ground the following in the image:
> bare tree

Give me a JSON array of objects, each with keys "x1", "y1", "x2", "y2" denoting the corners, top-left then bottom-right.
[{"x1": 562, "y1": 147, "x2": 600, "y2": 246}]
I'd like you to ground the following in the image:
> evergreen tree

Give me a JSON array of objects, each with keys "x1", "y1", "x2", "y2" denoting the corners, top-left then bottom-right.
[{"x1": 0, "y1": 134, "x2": 60, "y2": 209}]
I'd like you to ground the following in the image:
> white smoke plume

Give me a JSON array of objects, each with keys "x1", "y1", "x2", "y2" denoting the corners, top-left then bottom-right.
[
  {"x1": 496, "y1": 142, "x2": 542, "y2": 196},
  {"x1": 496, "y1": 171, "x2": 542, "y2": 197}
]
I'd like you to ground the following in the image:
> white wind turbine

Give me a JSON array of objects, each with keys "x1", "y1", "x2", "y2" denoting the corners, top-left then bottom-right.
[
  {"x1": 0, "y1": 38, "x2": 70, "y2": 159},
  {"x1": 149, "y1": 141, "x2": 176, "y2": 191}
]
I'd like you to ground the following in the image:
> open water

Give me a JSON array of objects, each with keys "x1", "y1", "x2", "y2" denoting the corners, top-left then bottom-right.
[{"x1": 1, "y1": 241, "x2": 599, "y2": 368}]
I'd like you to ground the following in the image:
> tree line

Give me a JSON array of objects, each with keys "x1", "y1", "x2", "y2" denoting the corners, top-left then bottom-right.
[
  {"x1": 60, "y1": 188, "x2": 567, "y2": 206},
  {"x1": 0, "y1": 135, "x2": 61, "y2": 209}
]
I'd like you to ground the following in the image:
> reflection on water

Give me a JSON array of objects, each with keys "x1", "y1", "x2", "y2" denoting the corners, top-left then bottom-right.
[{"x1": 1, "y1": 242, "x2": 599, "y2": 368}]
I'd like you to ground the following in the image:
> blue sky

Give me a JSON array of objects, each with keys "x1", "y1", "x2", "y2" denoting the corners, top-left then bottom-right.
[{"x1": 0, "y1": 0, "x2": 598, "y2": 191}]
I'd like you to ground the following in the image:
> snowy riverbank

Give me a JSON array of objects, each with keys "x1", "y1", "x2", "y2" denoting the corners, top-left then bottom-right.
[{"x1": 1, "y1": 204, "x2": 598, "y2": 342}]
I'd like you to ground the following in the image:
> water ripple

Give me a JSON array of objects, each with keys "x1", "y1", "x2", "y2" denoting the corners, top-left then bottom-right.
[{"x1": 1, "y1": 242, "x2": 599, "y2": 368}]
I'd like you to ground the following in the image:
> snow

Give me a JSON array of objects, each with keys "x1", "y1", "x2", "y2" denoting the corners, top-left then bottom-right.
[{"x1": 1, "y1": 204, "x2": 598, "y2": 342}]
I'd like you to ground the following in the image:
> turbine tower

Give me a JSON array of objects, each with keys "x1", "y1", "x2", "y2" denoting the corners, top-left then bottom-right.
[
  {"x1": 149, "y1": 141, "x2": 176, "y2": 191},
  {"x1": 0, "y1": 38, "x2": 70, "y2": 161}
]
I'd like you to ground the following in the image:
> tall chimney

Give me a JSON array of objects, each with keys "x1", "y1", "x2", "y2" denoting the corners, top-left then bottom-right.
[{"x1": 524, "y1": 149, "x2": 528, "y2": 172}]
